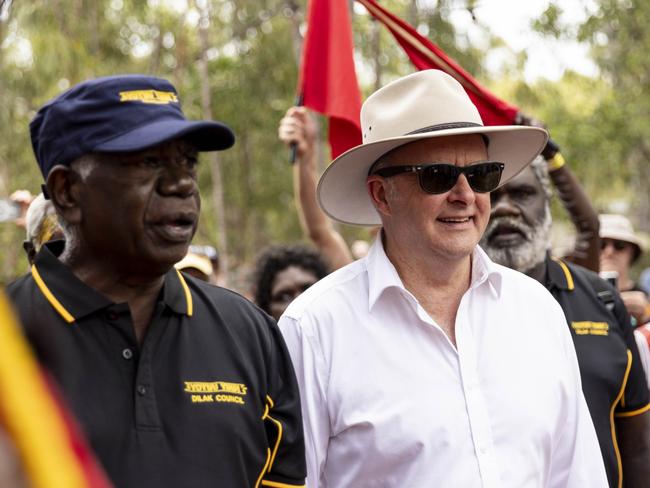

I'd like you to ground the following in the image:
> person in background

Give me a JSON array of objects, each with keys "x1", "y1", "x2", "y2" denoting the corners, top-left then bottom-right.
[
  {"x1": 174, "y1": 250, "x2": 213, "y2": 282},
  {"x1": 7, "y1": 75, "x2": 305, "y2": 488},
  {"x1": 22, "y1": 193, "x2": 64, "y2": 264},
  {"x1": 600, "y1": 214, "x2": 650, "y2": 389},
  {"x1": 481, "y1": 156, "x2": 650, "y2": 488},
  {"x1": 278, "y1": 107, "x2": 354, "y2": 270},
  {"x1": 252, "y1": 244, "x2": 328, "y2": 321},
  {"x1": 516, "y1": 114, "x2": 600, "y2": 272},
  {"x1": 599, "y1": 214, "x2": 649, "y2": 326},
  {"x1": 9, "y1": 190, "x2": 33, "y2": 229},
  {"x1": 279, "y1": 69, "x2": 607, "y2": 487},
  {"x1": 188, "y1": 244, "x2": 222, "y2": 285}
]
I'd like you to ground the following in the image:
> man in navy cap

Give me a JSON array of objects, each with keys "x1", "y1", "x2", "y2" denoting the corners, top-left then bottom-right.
[{"x1": 7, "y1": 75, "x2": 306, "y2": 488}]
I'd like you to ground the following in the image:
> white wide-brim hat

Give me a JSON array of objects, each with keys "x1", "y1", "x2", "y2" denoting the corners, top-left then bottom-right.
[
  {"x1": 599, "y1": 214, "x2": 643, "y2": 256},
  {"x1": 317, "y1": 69, "x2": 549, "y2": 226}
]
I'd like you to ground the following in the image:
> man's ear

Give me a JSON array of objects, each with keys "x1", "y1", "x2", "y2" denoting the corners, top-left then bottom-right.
[
  {"x1": 46, "y1": 165, "x2": 82, "y2": 225},
  {"x1": 366, "y1": 176, "x2": 392, "y2": 217},
  {"x1": 22, "y1": 240, "x2": 36, "y2": 265}
]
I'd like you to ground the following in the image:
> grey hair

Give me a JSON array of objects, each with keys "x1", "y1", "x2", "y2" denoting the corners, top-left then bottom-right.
[
  {"x1": 529, "y1": 155, "x2": 553, "y2": 202},
  {"x1": 25, "y1": 193, "x2": 56, "y2": 243}
]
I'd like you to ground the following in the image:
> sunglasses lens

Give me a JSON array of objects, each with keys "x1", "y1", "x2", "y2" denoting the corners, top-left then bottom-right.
[
  {"x1": 601, "y1": 239, "x2": 627, "y2": 251},
  {"x1": 467, "y1": 163, "x2": 504, "y2": 192},
  {"x1": 419, "y1": 165, "x2": 458, "y2": 194}
]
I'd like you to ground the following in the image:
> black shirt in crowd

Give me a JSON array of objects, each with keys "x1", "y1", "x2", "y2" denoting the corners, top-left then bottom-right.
[
  {"x1": 7, "y1": 242, "x2": 306, "y2": 488},
  {"x1": 545, "y1": 256, "x2": 649, "y2": 488}
]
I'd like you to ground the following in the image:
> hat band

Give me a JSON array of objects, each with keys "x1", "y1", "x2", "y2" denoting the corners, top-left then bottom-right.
[
  {"x1": 367, "y1": 122, "x2": 487, "y2": 176},
  {"x1": 406, "y1": 121, "x2": 482, "y2": 135}
]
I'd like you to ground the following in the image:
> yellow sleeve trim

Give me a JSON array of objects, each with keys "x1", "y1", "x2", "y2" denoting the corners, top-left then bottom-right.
[
  {"x1": 551, "y1": 257, "x2": 574, "y2": 290},
  {"x1": 615, "y1": 402, "x2": 650, "y2": 418},
  {"x1": 547, "y1": 152, "x2": 566, "y2": 172},
  {"x1": 175, "y1": 269, "x2": 193, "y2": 316},
  {"x1": 262, "y1": 396, "x2": 283, "y2": 473},
  {"x1": 31, "y1": 264, "x2": 75, "y2": 323},
  {"x1": 609, "y1": 349, "x2": 632, "y2": 488},
  {"x1": 261, "y1": 481, "x2": 306, "y2": 488},
  {"x1": 255, "y1": 448, "x2": 272, "y2": 488}
]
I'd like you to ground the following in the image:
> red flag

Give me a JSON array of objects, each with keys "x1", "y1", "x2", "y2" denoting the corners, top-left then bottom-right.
[
  {"x1": 299, "y1": 0, "x2": 362, "y2": 158},
  {"x1": 356, "y1": 0, "x2": 520, "y2": 126}
]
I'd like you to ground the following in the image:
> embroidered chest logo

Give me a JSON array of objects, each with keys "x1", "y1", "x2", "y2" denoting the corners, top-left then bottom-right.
[
  {"x1": 183, "y1": 381, "x2": 248, "y2": 405},
  {"x1": 571, "y1": 321, "x2": 609, "y2": 336}
]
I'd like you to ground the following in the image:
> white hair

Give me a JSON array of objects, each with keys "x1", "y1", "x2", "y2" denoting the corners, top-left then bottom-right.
[{"x1": 25, "y1": 193, "x2": 55, "y2": 244}]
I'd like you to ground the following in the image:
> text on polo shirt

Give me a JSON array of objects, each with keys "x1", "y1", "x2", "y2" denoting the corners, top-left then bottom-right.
[
  {"x1": 571, "y1": 321, "x2": 609, "y2": 336},
  {"x1": 183, "y1": 381, "x2": 248, "y2": 405}
]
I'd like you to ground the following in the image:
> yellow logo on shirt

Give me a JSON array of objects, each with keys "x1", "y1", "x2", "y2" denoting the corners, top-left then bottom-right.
[
  {"x1": 571, "y1": 321, "x2": 609, "y2": 336},
  {"x1": 183, "y1": 381, "x2": 248, "y2": 405},
  {"x1": 119, "y1": 90, "x2": 178, "y2": 104}
]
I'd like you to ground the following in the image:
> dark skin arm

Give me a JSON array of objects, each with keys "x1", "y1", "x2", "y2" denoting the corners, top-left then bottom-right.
[
  {"x1": 615, "y1": 411, "x2": 650, "y2": 487},
  {"x1": 548, "y1": 162, "x2": 600, "y2": 272},
  {"x1": 517, "y1": 114, "x2": 600, "y2": 272}
]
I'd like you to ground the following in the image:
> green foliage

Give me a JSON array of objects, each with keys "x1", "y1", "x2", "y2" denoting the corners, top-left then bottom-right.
[
  {"x1": 1, "y1": 0, "x2": 494, "y2": 286},
  {"x1": 531, "y1": 0, "x2": 650, "y2": 232},
  {"x1": 2, "y1": 0, "x2": 641, "y2": 287}
]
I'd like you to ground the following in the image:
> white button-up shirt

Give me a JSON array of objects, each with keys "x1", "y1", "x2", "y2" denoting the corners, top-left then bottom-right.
[{"x1": 279, "y1": 238, "x2": 607, "y2": 488}]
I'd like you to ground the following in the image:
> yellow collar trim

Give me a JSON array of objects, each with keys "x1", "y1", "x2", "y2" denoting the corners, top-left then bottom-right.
[
  {"x1": 31, "y1": 265, "x2": 75, "y2": 323},
  {"x1": 551, "y1": 257, "x2": 574, "y2": 291},
  {"x1": 175, "y1": 269, "x2": 193, "y2": 317}
]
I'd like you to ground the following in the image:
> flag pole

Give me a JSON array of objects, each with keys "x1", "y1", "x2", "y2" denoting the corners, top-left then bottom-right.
[{"x1": 289, "y1": 92, "x2": 304, "y2": 164}]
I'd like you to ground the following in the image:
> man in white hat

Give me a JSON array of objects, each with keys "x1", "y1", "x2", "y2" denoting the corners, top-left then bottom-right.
[{"x1": 278, "y1": 70, "x2": 607, "y2": 487}]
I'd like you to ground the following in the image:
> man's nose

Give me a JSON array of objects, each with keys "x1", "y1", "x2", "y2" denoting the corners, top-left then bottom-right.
[
  {"x1": 447, "y1": 174, "x2": 475, "y2": 204},
  {"x1": 158, "y1": 164, "x2": 196, "y2": 197},
  {"x1": 490, "y1": 191, "x2": 520, "y2": 218}
]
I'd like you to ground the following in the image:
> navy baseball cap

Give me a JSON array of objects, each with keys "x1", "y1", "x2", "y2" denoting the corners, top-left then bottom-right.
[{"x1": 30, "y1": 74, "x2": 235, "y2": 178}]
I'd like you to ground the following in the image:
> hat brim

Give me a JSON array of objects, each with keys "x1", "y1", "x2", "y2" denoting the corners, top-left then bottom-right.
[
  {"x1": 94, "y1": 119, "x2": 235, "y2": 153},
  {"x1": 318, "y1": 125, "x2": 548, "y2": 226},
  {"x1": 600, "y1": 230, "x2": 644, "y2": 253}
]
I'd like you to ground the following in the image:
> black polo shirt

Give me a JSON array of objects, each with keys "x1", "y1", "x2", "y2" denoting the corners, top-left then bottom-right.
[
  {"x1": 6, "y1": 242, "x2": 306, "y2": 488},
  {"x1": 545, "y1": 256, "x2": 649, "y2": 488}
]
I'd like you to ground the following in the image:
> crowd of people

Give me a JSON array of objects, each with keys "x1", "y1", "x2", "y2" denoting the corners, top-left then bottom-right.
[{"x1": 1, "y1": 68, "x2": 649, "y2": 487}]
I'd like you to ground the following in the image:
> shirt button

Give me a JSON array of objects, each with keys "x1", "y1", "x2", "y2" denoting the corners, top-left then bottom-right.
[
  {"x1": 106, "y1": 310, "x2": 119, "y2": 321},
  {"x1": 137, "y1": 385, "x2": 147, "y2": 396},
  {"x1": 122, "y1": 348, "x2": 133, "y2": 360}
]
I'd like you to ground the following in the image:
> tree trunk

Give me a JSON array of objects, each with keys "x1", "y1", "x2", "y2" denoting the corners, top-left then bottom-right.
[
  {"x1": 408, "y1": 0, "x2": 419, "y2": 26},
  {"x1": 195, "y1": 1, "x2": 230, "y2": 285}
]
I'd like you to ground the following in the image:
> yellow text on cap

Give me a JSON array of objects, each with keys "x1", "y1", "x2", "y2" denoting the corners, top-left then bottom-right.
[{"x1": 119, "y1": 90, "x2": 178, "y2": 104}]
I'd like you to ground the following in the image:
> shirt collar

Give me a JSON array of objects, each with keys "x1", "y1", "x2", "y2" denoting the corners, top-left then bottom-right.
[
  {"x1": 473, "y1": 245, "x2": 503, "y2": 298},
  {"x1": 545, "y1": 255, "x2": 575, "y2": 292},
  {"x1": 366, "y1": 235, "x2": 407, "y2": 311},
  {"x1": 32, "y1": 242, "x2": 193, "y2": 323},
  {"x1": 366, "y1": 236, "x2": 503, "y2": 311}
]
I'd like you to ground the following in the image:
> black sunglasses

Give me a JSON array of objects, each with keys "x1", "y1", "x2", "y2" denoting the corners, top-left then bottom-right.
[
  {"x1": 600, "y1": 239, "x2": 628, "y2": 252},
  {"x1": 372, "y1": 161, "x2": 505, "y2": 194}
]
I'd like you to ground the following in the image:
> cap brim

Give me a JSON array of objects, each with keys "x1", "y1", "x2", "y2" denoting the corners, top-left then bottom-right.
[
  {"x1": 94, "y1": 119, "x2": 235, "y2": 153},
  {"x1": 317, "y1": 125, "x2": 548, "y2": 226}
]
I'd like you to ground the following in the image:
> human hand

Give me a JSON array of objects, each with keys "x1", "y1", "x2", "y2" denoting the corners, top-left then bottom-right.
[
  {"x1": 278, "y1": 107, "x2": 317, "y2": 160},
  {"x1": 621, "y1": 290, "x2": 650, "y2": 325},
  {"x1": 9, "y1": 190, "x2": 33, "y2": 229}
]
